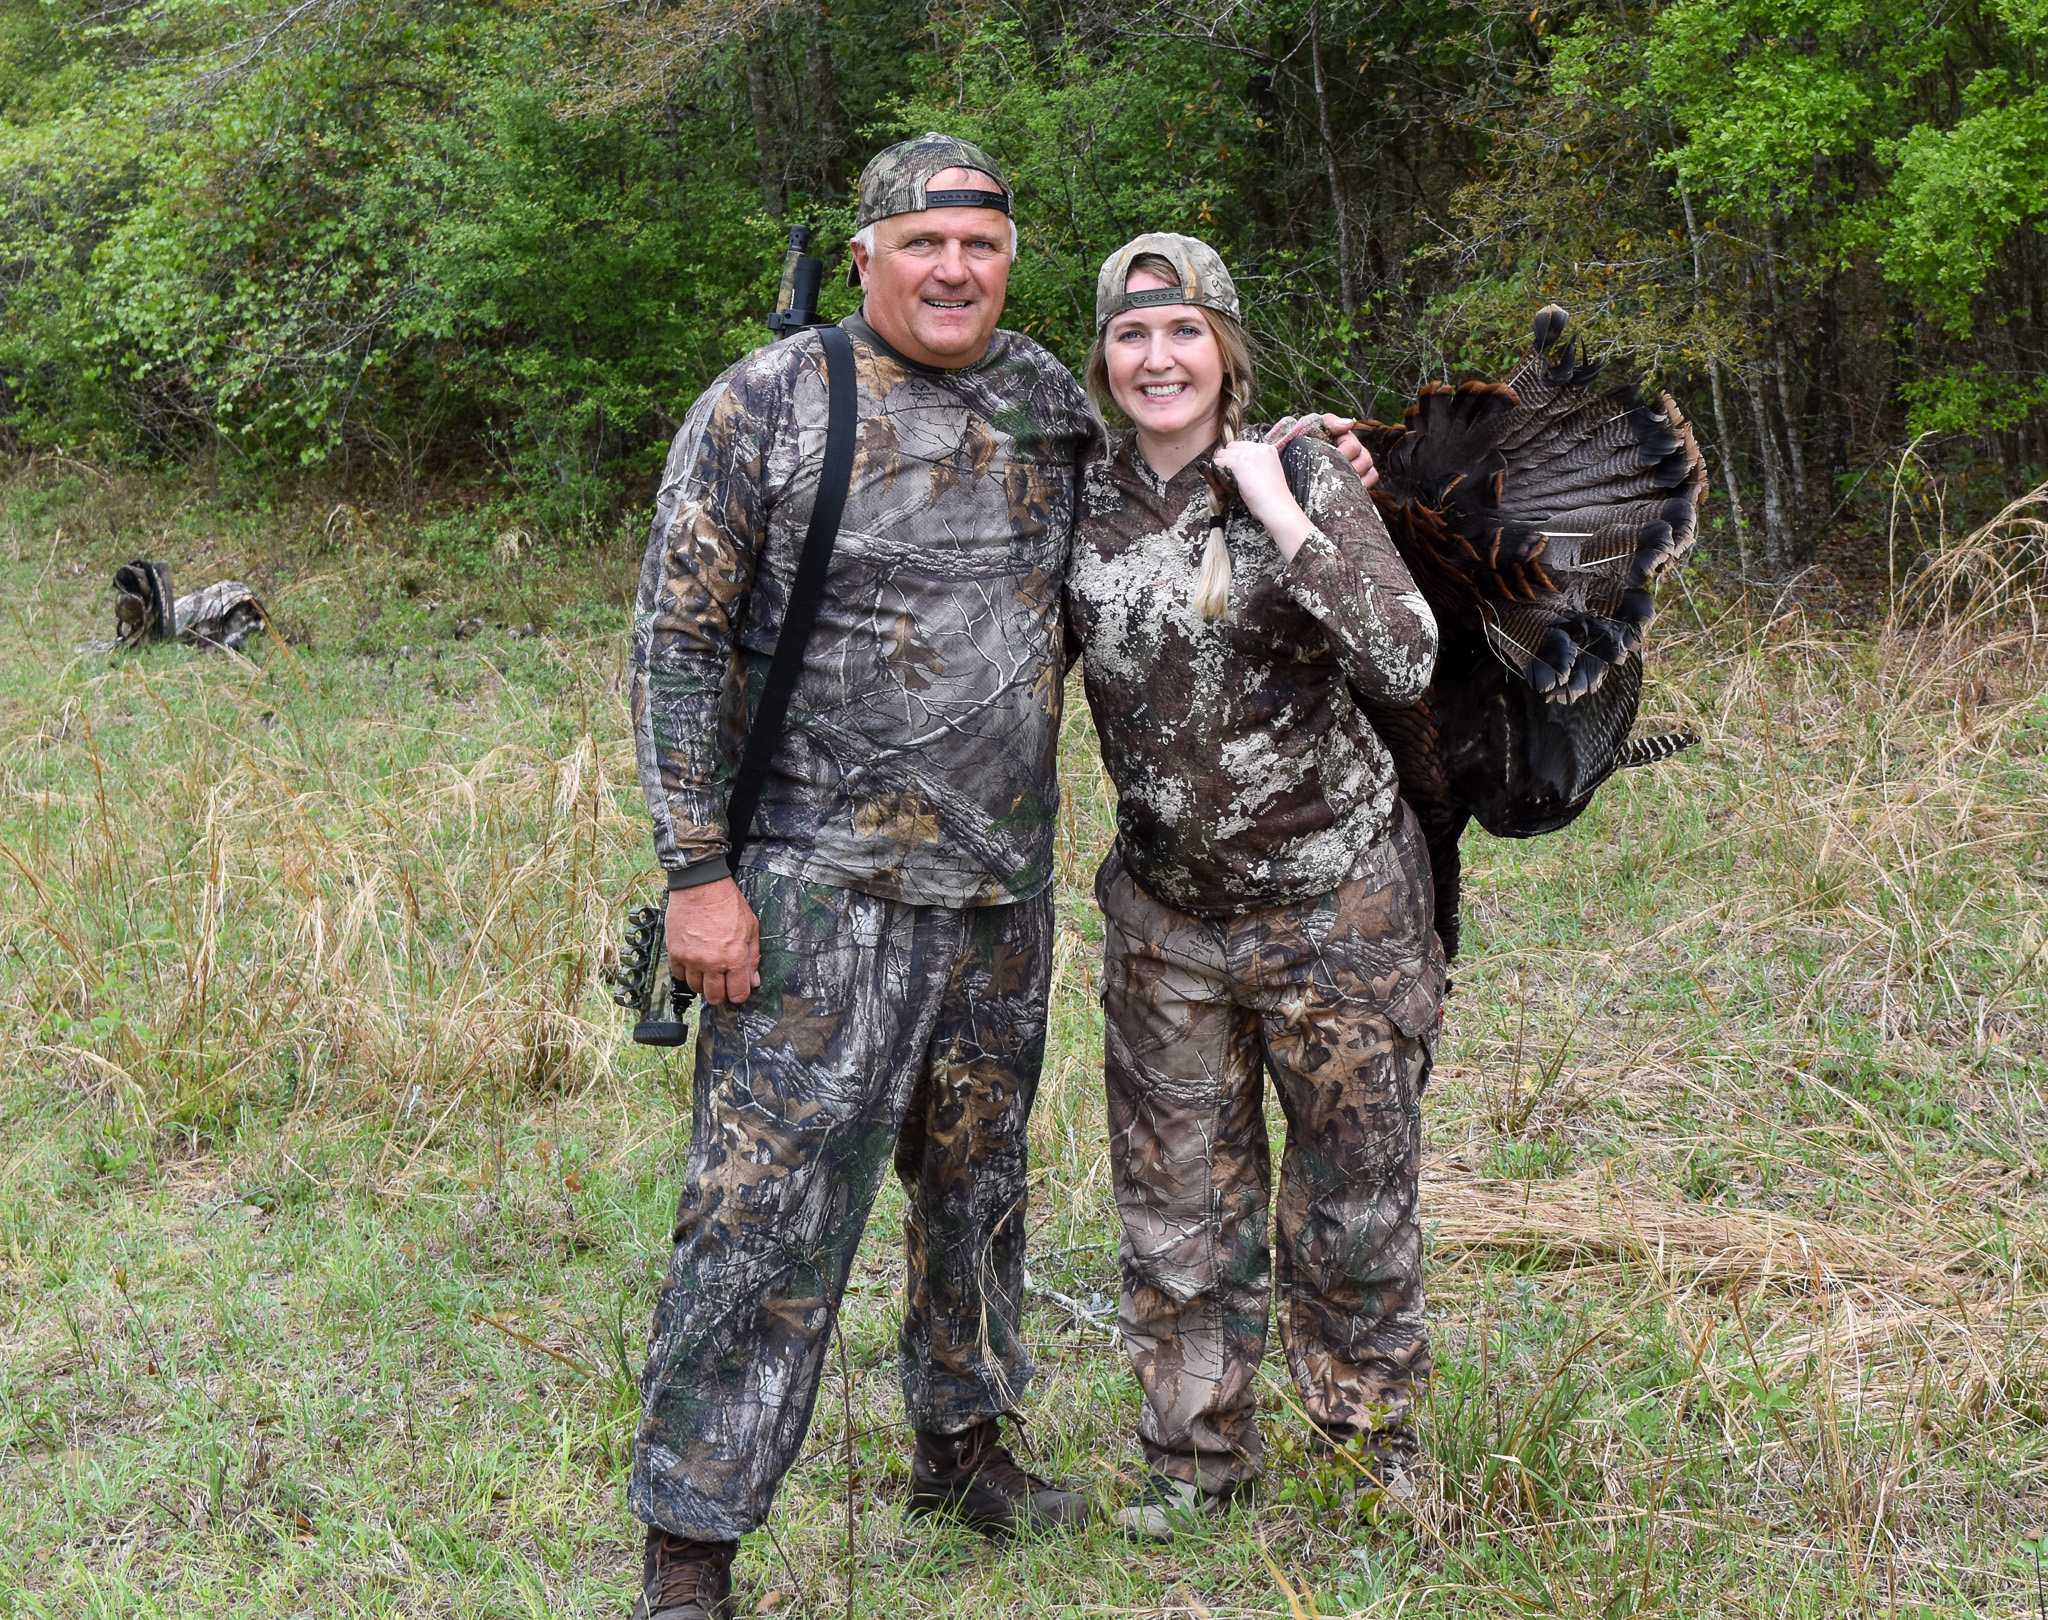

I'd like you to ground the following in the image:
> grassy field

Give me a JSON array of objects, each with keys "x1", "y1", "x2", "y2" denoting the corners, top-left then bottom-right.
[{"x1": 3, "y1": 466, "x2": 2047, "y2": 1619}]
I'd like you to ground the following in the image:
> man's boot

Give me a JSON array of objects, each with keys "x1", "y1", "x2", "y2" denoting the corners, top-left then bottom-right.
[
  {"x1": 907, "y1": 1419, "x2": 1090, "y2": 1536},
  {"x1": 629, "y1": 1528, "x2": 737, "y2": 1620}
]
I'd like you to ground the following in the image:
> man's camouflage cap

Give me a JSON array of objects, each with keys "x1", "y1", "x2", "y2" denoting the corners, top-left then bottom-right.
[
  {"x1": 1095, "y1": 232, "x2": 1241, "y2": 331},
  {"x1": 854, "y1": 132, "x2": 1011, "y2": 231}
]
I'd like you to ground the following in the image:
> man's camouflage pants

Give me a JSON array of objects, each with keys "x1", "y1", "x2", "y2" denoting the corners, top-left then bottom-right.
[
  {"x1": 1097, "y1": 807, "x2": 1446, "y2": 1491},
  {"x1": 630, "y1": 866, "x2": 1051, "y2": 1541}
]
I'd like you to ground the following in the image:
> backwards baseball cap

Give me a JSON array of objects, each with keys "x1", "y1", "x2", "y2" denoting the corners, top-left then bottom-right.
[
  {"x1": 1095, "y1": 232, "x2": 1241, "y2": 331},
  {"x1": 855, "y1": 132, "x2": 1011, "y2": 231}
]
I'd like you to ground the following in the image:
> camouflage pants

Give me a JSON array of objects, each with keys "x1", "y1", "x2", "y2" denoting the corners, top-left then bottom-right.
[
  {"x1": 1097, "y1": 807, "x2": 1445, "y2": 1491},
  {"x1": 630, "y1": 867, "x2": 1051, "y2": 1541}
]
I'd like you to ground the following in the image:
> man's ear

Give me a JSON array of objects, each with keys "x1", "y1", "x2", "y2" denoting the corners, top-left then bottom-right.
[{"x1": 848, "y1": 237, "x2": 872, "y2": 289}]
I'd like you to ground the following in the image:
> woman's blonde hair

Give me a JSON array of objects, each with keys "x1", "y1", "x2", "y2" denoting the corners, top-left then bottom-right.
[{"x1": 1084, "y1": 253, "x2": 1256, "y2": 619}]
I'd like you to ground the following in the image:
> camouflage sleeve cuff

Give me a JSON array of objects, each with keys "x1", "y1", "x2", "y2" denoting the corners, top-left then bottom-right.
[{"x1": 667, "y1": 857, "x2": 734, "y2": 892}]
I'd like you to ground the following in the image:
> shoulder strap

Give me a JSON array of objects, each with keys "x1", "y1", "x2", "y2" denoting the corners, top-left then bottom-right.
[{"x1": 723, "y1": 321, "x2": 857, "y2": 870}]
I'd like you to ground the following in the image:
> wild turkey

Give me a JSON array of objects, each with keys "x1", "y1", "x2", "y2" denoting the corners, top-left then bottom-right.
[{"x1": 1349, "y1": 306, "x2": 1708, "y2": 959}]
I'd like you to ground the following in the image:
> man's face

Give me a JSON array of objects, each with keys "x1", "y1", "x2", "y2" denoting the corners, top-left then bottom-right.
[{"x1": 852, "y1": 167, "x2": 1012, "y2": 369}]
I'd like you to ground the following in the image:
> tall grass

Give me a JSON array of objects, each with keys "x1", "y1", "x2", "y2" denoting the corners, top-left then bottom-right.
[{"x1": 6, "y1": 521, "x2": 645, "y2": 1153}]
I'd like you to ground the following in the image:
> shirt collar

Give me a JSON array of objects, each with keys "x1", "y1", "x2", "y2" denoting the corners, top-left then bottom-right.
[
  {"x1": 844, "y1": 309, "x2": 1008, "y2": 377},
  {"x1": 1112, "y1": 426, "x2": 1223, "y2": 495}
]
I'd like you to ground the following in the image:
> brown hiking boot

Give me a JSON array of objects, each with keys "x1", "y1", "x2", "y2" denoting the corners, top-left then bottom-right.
[
  {"x1": 908, "y1": 1419, "x2": 1090, "y2": 1536},
  {"x1": 628, "y1": 1529, "x2": 736, "y2": 1620}
]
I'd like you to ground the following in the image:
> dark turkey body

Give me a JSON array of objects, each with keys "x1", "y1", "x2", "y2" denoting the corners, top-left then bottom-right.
[
  {"x1": 1356, "y1": 598, "x2": 1643, "y2": 961},
  {"x1": 1425, "y1": 603, "x2": 1642, "y2": 841}
]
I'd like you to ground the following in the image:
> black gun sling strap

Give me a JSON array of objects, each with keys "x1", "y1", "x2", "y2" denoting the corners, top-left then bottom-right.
[{"x1": 719, "y1": 320, "x2": 857, "y2": 871}]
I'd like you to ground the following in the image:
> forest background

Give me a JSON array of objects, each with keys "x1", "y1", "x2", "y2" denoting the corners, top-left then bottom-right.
[{"x1": 3, "y1": 0, "x2": 2047, "y2": 566}]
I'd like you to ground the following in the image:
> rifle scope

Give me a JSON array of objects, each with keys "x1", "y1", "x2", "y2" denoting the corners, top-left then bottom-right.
[{"x1": 767, "y1": 225, "x2": 826, "y2": 336}]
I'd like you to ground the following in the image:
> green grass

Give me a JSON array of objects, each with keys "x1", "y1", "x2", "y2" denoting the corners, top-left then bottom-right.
[{"x1": 3, "y1": 468, "x2": 2047, "y2": 1617}]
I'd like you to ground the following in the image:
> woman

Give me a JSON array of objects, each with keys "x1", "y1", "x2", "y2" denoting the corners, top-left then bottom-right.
[{"x1": 1065, "y1": 233, "x2": 1446, "y2": 1537}]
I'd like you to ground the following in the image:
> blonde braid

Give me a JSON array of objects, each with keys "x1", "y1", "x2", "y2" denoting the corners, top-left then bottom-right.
[{"x1": 1191, "y1": 369, "x2": 1248, "y2": 621}]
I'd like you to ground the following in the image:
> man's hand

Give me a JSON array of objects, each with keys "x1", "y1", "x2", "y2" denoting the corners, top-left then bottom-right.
[
  {"x1": 1325, "y1": 414, "x2": 1379, "y2": 490},
  {"x1": 667, "y1": 878, "x2": 762, "y2": 1006}
]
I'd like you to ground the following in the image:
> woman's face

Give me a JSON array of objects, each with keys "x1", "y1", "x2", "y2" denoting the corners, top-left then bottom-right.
[{"x1": 1103, "y1": 268, "x2": 1225, "y2": 441}]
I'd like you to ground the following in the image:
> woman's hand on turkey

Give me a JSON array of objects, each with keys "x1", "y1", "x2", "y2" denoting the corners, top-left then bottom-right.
[
  {"x1": 1258, "y1": 413, "x2": 1378, "y2": 489},
  {"x1": 1211, "y1": 439, "x2": 1316, "y2": 559}
]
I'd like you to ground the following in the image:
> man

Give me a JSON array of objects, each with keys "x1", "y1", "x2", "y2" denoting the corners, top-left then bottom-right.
[{"x1": 624, "y1": 134, "x2": 1101, "y2": 1620}]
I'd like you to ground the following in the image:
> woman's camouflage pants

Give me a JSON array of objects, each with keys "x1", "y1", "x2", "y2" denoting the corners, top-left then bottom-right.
[
  {"x1": 1097, "y1": 807, "x2": 1445, "y2": 1491},
  {"x1": 630, "y1": 866, "x2": 1050, "y2": 1541}
]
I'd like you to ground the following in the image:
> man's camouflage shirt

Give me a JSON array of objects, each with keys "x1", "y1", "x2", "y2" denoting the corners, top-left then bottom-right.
[
  {"x1": 631, "y1": 311, "x2": 1103, "y2": 906},
  {"x1": 1067, "y1": 428, "x2": 1440, "y2": 917}
]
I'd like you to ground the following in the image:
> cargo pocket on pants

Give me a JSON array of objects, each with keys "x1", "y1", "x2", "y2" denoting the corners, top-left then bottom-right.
[{"x1": 1384, "y1": 946, "x2": 1446, "y2": 1041}]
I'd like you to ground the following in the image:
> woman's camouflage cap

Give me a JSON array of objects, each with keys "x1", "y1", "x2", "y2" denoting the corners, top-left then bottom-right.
[
  {"x1": 1095, "y1": 232, "x2": 1241, "y2": 330},
  {"x1": 854, "y1": 133, "x2": 1011, "y2": 230}
]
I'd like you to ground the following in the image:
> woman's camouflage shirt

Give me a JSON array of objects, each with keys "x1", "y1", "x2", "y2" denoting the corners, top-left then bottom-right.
[
  {"x1": 1067, "y1": 428, "x2": 1439, "y2": 917},
  {"x1": 631, "y1": 312, "x2": 1101, "y2": 907}
]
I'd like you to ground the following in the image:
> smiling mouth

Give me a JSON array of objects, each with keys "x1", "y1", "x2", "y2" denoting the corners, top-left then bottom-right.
[
  {"x1": 924, "y1": 298, "x2": 973, "y2": 311},
  {"x1": 1139, "y1": 383, "x2": 1189, "y2": 398}
]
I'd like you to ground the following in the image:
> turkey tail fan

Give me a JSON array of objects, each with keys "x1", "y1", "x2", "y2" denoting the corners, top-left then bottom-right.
[
  {"x1": 1355, "y1": 303, "x2": 1707, "y2": 958},
  {"x1": 1365, "y1": 305, "x2": 1706, "y2": 704}
]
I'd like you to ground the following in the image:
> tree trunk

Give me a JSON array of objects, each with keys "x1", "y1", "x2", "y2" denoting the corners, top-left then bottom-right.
[
  {"x1": 1678, "y1": 182, "x2": 1749, "y2": 575},
  {"x1": 745, "y1": 34, "x2": 784, "y2": 219},
  {"x1": 1307, "y1": 2, "x2": 1358, "y2": 320},
  {"x1": 1307, "y1": 3, "x2": 1373, "y2": 398},
  {"x1": 1245, "y1": 72, "x2": 1282, "y2": 238},
  {"x1": 805, "y1": 0, "x2": 843, "y2": 196},
  {"x1": 1744, "y1": 369, "x2": 1794, "y2": 577},
  {"x1": 1762, "y1": 226, "x2": 1808, "y2": 522},
  {"x1": 1813, "y1": 271, "x2": 1847, "y2": 500},
  {"x1": 1709, "y1": 360, "x2": 1749, "y2": 577}
]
